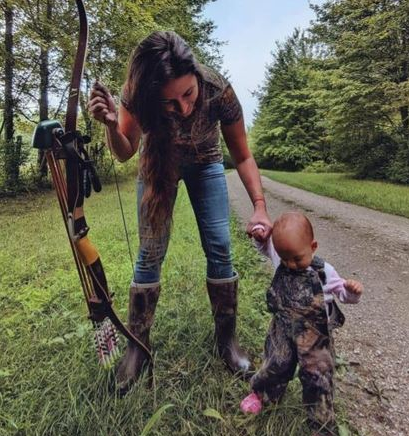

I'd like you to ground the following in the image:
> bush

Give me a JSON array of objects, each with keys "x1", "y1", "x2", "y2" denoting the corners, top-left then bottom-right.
[
  {"x1": 386, "y1": 146, "x2": 409, "y2": 184},
  {"x1": 0, "y1": 136, "x2": 32, "y2": 196},
  {"x1": 303, "y1": 160, "x2": 348, "y2": 173},
  {"x1": 252, "y1": 146, "x2": 275, "y2": 169}
]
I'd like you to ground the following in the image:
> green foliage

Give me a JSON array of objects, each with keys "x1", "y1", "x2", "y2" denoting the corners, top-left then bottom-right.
[
  {"x1": 386, "y1": 144, "x2": 409, "y2": 184},
  {"x1": 251, "y1": 1, "x2": 409, "y2": 183},
  {"x1": 302, "y1": 160, "x2": 348, "y2": 174},
  {"x1": 250, "y1": 30, "x2": 328, "y2": 171},
  {"x1": 309, "y1": 0, "x2": 409, "y2": 181},
  {"x1": 1, "y1": 0, "x2": 222, "y2": 194},
  {"x1": 221, "y1": 136, "x2": 235, "y2": 169},
  {"x1": 0, "y1": 135, "x2": 33, "y2": 195},
  {"x1": 86, "y1": 0, "x2": 222, "y2": 89}
]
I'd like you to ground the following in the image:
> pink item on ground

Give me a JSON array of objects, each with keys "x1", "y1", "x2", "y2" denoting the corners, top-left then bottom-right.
[{"x1": 240, "y1": 392, "x2": 263, "y2": 414}]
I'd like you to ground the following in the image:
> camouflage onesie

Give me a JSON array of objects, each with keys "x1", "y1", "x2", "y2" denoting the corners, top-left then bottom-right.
[{"x1": 250, "y1": 256, "x2": 345, "y2": 434}]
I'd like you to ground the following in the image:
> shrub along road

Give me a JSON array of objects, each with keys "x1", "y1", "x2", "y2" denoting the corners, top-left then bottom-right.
[{"x1": 226, "y1": 171, "x2": 409, "y2": 436}]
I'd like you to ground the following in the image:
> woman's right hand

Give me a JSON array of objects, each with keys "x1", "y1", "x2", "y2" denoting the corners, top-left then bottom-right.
[{"x1": 88, "y1": 81, "x2": 118, "y2": 127}]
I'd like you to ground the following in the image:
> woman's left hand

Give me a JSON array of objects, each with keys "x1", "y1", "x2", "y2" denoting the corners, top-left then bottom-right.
[{"x1": 246, "y1": 208, "x2": 273, "y2": 242}]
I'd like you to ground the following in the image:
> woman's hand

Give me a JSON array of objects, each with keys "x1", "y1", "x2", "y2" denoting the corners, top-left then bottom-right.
[
  {"x1": 88, "y1": 82, "x2": 118, "y2": 127},
  {"x1": 221, "y1": 119, "x2": 273, "y2": 242},
  {"x1": 246, "y1": 206, "x2": 273, "y2": 242}
]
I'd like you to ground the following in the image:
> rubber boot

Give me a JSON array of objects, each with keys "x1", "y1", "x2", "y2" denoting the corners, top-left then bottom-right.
[
  {"x1": 115, "y1": 282, "x2": 160, "y2": 396},
  {"x1": 207, "y1": 273, "x2": 252, "y2": 377}
]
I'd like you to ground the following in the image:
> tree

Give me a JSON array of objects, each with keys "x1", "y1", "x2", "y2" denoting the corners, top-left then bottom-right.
[
  {"x1": 310, "y1": 0, "x2": 409, "y2": 181},
  {"x1": 250, "y1": 30, "x2": 328, "y2": 170},
  {"x1": 1, "y1": 0, "x2": 23, "y2": 190},
  {"x1": 0, "y1": 0, "x2": 222, "y2": 192}
]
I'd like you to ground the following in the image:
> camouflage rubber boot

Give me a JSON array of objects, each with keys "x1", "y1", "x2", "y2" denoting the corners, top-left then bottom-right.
[
  {"x1": 207, "y1": 273, "x2": 252, "y2": 377},
  {"x1": 115, "y1": 282, "x2": 160, "y2": 396}
]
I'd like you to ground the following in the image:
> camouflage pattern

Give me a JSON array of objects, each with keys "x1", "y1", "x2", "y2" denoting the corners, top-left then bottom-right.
[
  {"x1": 251, "y1": 256, "x2": 344, "y2": 435},
  {"x1": 127, "y1": 283, "x2": 161, "y2": 343},
  {"x1": 121, "y1": 65, "x2": 243, "y2": 168}
]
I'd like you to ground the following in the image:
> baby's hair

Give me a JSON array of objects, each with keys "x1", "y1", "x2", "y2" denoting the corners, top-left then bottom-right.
[{"x1": 272, "y1": 212, "x2": 314, "y2": 243}]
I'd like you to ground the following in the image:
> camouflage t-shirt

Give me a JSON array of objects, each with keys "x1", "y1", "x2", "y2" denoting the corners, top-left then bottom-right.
[{"x1": 121, "y1": 65, "x2": 243, "y2": 165}]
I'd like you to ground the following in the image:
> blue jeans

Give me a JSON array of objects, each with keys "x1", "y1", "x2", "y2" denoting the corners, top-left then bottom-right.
[{"x1": 134, "y1": 162, "x2": 234, "y2": 283}]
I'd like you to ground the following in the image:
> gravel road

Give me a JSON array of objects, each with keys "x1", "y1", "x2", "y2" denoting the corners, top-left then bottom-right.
[{"x1": 226, "y1": 171, "x2": 409, "y2": 436}]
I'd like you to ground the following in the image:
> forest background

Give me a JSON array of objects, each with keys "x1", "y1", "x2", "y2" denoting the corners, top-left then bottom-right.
[{"x1": 1, "y1": 0, "x2": 409, "y2": 195}]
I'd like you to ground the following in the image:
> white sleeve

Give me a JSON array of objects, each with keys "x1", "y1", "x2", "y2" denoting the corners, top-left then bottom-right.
[
  {"x1": 323, "y1": 262, "x2": 360, "y2": 304},
  {"x1": 254, "y1": 239, "x2": 281, "y2": 270}
]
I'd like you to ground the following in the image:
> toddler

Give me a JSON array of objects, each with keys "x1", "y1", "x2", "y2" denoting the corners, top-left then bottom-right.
[{"x1": 241, "y1": 212, "x2": 363, "y2": 435}]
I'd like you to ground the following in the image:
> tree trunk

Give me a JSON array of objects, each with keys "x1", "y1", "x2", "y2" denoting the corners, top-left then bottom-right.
[
  {"x1": 3, "y1": 2, "x2": 19, "y2": 190},
  {"x1": 37, "y1": 0, "x2": 52, "y2": 179},
  {"x1": 4, "y1": 5, "x2": 13, "y2": 141}
]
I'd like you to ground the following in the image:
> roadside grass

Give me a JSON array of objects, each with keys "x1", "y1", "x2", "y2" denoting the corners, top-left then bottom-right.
[
  {"x1": 261, "y1": 170, "x2": 409, "y2": 219},
  {"x1": 1, "y1": 177, "x2": 352, "y2": 435}
]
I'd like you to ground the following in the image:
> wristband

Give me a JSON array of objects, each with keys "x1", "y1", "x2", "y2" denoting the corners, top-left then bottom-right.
[{"x1": 253, "y1": 198, "x2": 266, "y2": 206}]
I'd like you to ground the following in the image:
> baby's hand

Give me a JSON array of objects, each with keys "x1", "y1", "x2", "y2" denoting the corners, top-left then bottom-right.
[
  {"x1": 252, "y1": 228, "x2": 264, "y2": 240},
  {"x1": 251, "y1": 224, "x2": 266, "y2": 241},
  {"x1": 344, "y1": 279, "x2": 363, "y2": 296}
]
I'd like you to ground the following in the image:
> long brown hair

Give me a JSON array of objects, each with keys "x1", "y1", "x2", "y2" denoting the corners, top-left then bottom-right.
[{"x1": 125, "y1": 31, "x2": 203, "y2": 234}]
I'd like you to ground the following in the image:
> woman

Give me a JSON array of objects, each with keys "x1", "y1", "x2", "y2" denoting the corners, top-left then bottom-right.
[{"x1": 89, "y1": 31, "x2": 272, "y2": 394}]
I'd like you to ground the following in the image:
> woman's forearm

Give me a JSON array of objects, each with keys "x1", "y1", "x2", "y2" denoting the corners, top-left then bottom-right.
[
  {"x1": 235, "y1": 156, "x2": 266, "y2": 211},
  {"x1": 236, "y1": 157, "x2": 272, "y2": 239},
  {"x1": 89, "y1": 83, "x2": 140, "y2": 161},
  {"x1": 105, "y1": 122, "x2": 139, "y2": 162},
  {"x1": 221, "y1": 120, "x2": 266, "y2": 211}
]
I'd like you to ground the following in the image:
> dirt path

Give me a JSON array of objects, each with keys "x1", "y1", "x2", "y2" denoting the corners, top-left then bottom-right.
[{"x1": 226, "y1": 171, "x2": 409, "y2": 436}]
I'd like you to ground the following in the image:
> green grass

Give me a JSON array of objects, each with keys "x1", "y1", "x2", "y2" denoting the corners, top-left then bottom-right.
[
  {"x1": 261, "y1": 170, "x2": 409, "y2": 219},
  {"x1": 0, "y1": 177, "x2": 353, "y2": 436}
]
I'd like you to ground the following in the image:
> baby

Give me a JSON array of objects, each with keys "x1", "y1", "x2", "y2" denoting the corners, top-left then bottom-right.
[{"x1": 241, "y1": 212, "x2": 363, "y2": 435}]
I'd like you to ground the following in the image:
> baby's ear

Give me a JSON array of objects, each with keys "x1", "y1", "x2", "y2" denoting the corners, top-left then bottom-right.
[{"x1": 311, "y1": 239, "x2": 318, "y2": 252}]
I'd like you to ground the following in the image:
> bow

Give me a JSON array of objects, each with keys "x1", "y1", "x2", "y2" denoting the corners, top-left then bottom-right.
[{"x1": 32, "y1": 0, "x2": 151, "y2": 367}]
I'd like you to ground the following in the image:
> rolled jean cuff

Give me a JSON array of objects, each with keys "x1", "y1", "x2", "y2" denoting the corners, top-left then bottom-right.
[
  {"x1": 207, "y1": 271, "x2": 239, "y2": 284},
  {"x1": 130, "y1": 280, "x2": 160, "y2": 288}
]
